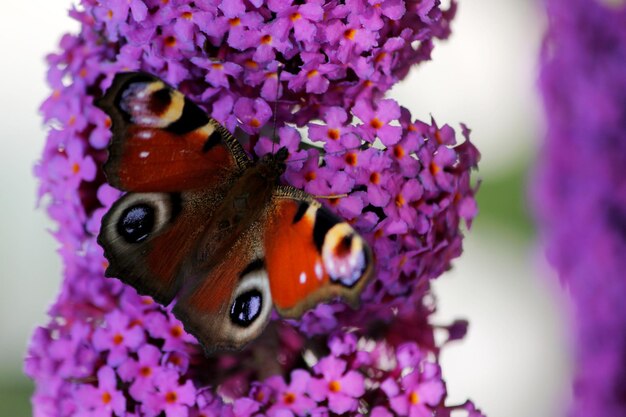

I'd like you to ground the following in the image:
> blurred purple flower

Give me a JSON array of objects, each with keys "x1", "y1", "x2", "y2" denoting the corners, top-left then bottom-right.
[{"x1": 534, "y1": 1, "x2": 626, "y2": 417}]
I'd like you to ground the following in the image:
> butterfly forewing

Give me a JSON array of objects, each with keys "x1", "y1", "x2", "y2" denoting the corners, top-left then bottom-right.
[
  {"x1": 264, "y1": 186, "x2": 373, "y2": 318},
  {"x1": 96, "y1": 72, "x2": 249, "y2": 192}
]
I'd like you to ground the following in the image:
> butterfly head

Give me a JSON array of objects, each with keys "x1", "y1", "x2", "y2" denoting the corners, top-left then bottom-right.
[{"x1": 258, "y1": 146, "x2": 289, "y2": 180}]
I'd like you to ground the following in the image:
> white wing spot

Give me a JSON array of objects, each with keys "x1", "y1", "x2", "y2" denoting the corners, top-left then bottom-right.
[
  {"x1": 315, "y1": 261, "x2": 324, "y2": 280},
  {"x1": 139, "y1": 151, "x2": 150, "y2": 158},
  {"x1": 299, "y1": 272, "x2": 307, "y2": 284}
]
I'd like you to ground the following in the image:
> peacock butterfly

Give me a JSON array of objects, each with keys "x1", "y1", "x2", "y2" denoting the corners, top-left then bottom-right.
[{"x1": 95, "y1": 72, "x2": 373, "y2": 352}]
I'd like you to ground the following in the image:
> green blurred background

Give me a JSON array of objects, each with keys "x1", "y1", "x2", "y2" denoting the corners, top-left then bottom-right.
[{"x1": 0, "y1": 0, "x2": 571, "y2": 416}]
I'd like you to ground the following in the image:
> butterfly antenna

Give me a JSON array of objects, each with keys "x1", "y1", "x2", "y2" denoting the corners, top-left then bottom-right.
[
  {"x1": 313, "y1": 193, "x2": 348, "y2": 199},
  {"x1": 272, "y1": 64, "x2": 284, "y2": 155}
]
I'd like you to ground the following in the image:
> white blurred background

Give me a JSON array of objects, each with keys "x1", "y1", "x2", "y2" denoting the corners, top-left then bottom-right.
[{"x1": 0, "y1": 0, "x2": 572, "y2": 416}]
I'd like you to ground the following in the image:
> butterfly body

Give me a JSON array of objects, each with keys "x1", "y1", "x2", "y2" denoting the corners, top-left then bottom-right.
[{"x1": 96, "y1": 73, "x2": 373, "y2": 352}]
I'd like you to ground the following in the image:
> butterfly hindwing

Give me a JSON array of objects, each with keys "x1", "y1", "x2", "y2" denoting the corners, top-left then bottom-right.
[
  {"x1": 95, "y1": 72, "x2": 249, "y2": 192},
  {"x1": 99, "y1": 190, "x2": 229, "y2": 305},
  {"x1": 264, "y1": 186, "x2": 373, "y2": 318},
  {"x1": 173, "y1": 225, "x2": 273, "y2": 353}
]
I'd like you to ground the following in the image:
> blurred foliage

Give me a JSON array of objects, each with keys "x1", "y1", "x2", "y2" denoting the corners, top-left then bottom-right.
[
  {"x1": 0, "y1": 375, "x2": 32, "y2": 417},
  {"x1": 473, "y1": 156, "x2": 535, "y2": 241}
]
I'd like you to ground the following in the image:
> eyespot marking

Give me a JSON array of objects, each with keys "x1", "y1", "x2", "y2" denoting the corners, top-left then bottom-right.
[
  {"x1": 117, "y1": 204, "x2": 155, "y2": 243},
  {"x1": 230, "y1": 290, "x2": 263, "y2": 327},
  {"x1": 293, "y1": 201, "x2": 309, "y2": 224},
  {"x1": 335, "y1": 234, "x2": 353, "y2": 258},
  {"x1": 202, "y1": 130, "x2": 222, "y2": 153},
  {"x1": 149, "y1": 88, "x2": 172, "y2": 116},
  {"x1": 239, "y1": 259, "x2": 265, "y2": 278},
  {"x1": 313, "y1": 209, "x2": 340, "y2": 251},
  {"x1": 166, "y1": 98, "x2": 211, "y2": 134}
]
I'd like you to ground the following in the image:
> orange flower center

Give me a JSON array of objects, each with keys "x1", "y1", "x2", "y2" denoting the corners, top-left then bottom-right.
[
  {"x1": 112, "y1": 333, "x2": 124, "y2": 345},
  {"x1": 168, "y1": 355, "x2": 182, "y2": 366},
  {"x1": 104, "y1": 117, "x2": 112, "y2": 128},
  {"x1": 344, "y1": 29, "x2": 356, "y2": 40},
  {"x1": 71, "y1": 163, "x2": 80, "y2": 175},
  {"x1": 245, "y1": 59, "x2": 258, "y2": 69},
  {"x1": 374, "y1": 52, "x2": 387, "y2": 63},
  {"x1": 290, "y1": 12, "x2": 302, "y2": 21},
  {"x1": 283, "y1": 392, "x2": 297, "y2": 404},
  {"x1": 101, "y1": 391, "x2": 112, "y2": 404},
  {"x1": 106, "y1": 10, "x2": 113, "y2": 19},
  {"x1": 139, "y1": 366, "x2": 152, "y2": 377},
  {"x1": 307, "y1": 69, "x2": 319, "y2": 78},
  {"x1": 164, "y1": 36, "x2": 177, "y2": 47},
  {"x1": 395, "y1": 194, "x2": 405, "y2": 207},
  {"x1": 170, "y1": 325, "x2": 183, "y2": 338},
  {"x1": 165, "y1": 391, "x2": 178, "y2": 404},
  {"x1": 409, "y1": 391, "x2": 420, "y2": 405},
  {"x1": 364, "y1": 80, "x2": 374, "y2": 88},
  {"x1": 305, "y1": 171, "x2": 317, "y2": 181},
  {"x1": 211, "y1": 63, "x2": 224, "y2": 70},
  {"x1": 261, "y1": 34, "x2": 272, "y2": 44},
  {"x1": 250, "y1": 118, "x2": 261, "y2": 128},
  {"x1": 229, "y1": 17, "x2": 240, "y2": 26},
  {"x1": 327, "y1": 128, "x2": 340, "y2": 140},
  {"x1": 393, "y1": 145, "x2": 405, "y2": 159},
  {"x1": 430, "y1": 161, "x2": 441, "y2": 175},
  {"x1": 370, "y1": 117, "x2": 383, "y2": 130},
  {"x1": 345, "y1": 152, "x2": 357, "y2": 166},
  {"x1": 328, "y1": 380, "x2": 341, "y2": 392},
  {"x1": 369, "y1": 172, "x2": 380, "y2": 185},
  {"x1": 181, "y1": 11, "x2": 192, "y2": 19}
]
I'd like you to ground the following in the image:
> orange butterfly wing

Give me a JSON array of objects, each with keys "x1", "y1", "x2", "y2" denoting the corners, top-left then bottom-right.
[
  {"x1": 96, "y1": 72, "x2": 249, "y2": 192},
  {"x1": 264, "y1": 187, "x2": 373, "y2": 318}
]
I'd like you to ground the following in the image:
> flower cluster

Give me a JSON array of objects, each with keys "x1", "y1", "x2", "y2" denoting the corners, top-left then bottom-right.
[
  {"x1": 26, "y1": 298, "x2": 481, "y2": 416},
  {"x1": 534, "y1": 0, "x2": 626, "y2": 416},
  {"x1": 27, "y1": 0, "x2": 481, "y2": 416}
]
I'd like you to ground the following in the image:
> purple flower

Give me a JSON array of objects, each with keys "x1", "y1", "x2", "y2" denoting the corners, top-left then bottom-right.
[
  {"x1": 266, "y1": 370, "x2": 316, "y2": 416},
  {"x1": 234, "y1": 97, "x2": 272, "y2": 135},
  {"x1": 74, "y1": 366, "x2": 126, "y2": 417},
  {"x1": 118, "y1": 344, "x2": 163, "y2": 401},
  {"x1": 534, "y1": 1, "x2": 626, "y2": 416},
  {"x1": 309, "y1": 357, "x2": 365, "y2": 414},
  {"x1": 145, "y1": 311, "x2": 196, "y2": 352},
  {"x1": 93, "y1": 310, "x2": 145, "y2": 366},
  {"x1": 144, "y1": 370, "x2": 196, "y2": 417},
  {"x1": 353, "y1": 98, "x2": 402, "y2": 145},
  {"x1": 382, "y1": 365, "x2": 445, "y2": 417}
]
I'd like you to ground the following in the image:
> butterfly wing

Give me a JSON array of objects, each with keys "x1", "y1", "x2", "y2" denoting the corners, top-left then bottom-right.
[
  {"x1": 173, "y1": 231, "x2": 274, "y2": 353},
  {"x1": 264, "y1": 186, "x2": 373, "y2": 318},
  {"x1": 95, "y1": 72, "x2": 250, "y2": 192},
  {"x1": 99, "y1": 190, "x2": 227, "y2": 305},
  {"x1": 97, "y1": 72, "x2": 248, "y2": 305},
  {"x1": 170, "y1": 185, "x2": 373, "y2": 352}
]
